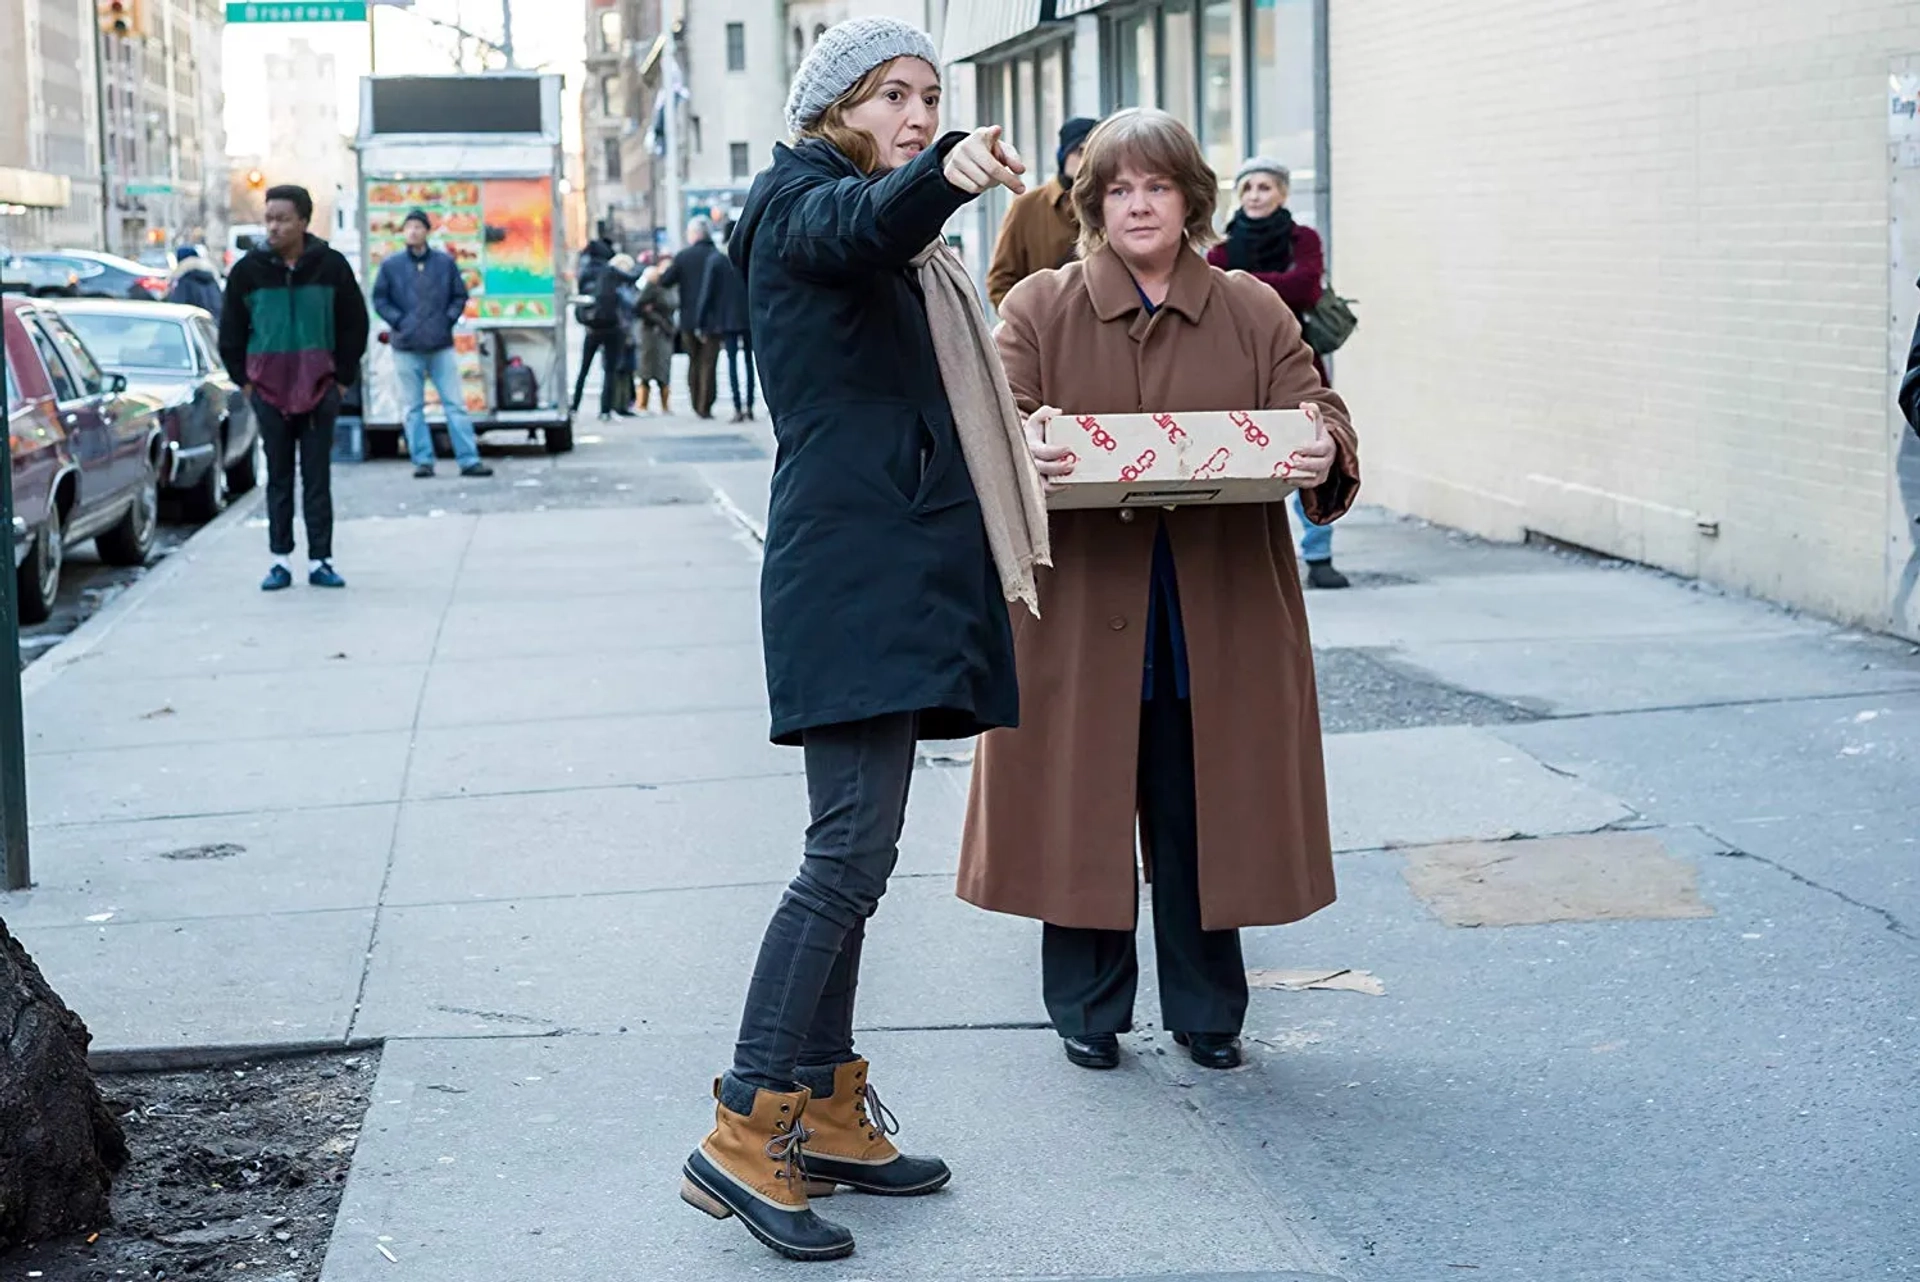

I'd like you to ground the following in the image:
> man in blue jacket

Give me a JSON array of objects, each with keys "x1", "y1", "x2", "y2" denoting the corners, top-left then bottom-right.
[{"x1": 371, "y1": 209, "x2": 493, "y2": 478}]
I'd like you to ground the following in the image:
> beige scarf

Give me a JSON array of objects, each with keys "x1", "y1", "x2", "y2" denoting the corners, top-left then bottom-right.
[{"x1": 911, "y1": 241, "x2": 1052, "y2": 616}]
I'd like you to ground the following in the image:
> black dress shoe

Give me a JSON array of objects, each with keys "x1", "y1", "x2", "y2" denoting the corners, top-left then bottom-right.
[
  {"x1": 1171, "y1": 1031, "x2": 1243, "y2": 1070},
  {"x1": 1061, "y1": 1033, "x2": 1120, "y2": 1070}
]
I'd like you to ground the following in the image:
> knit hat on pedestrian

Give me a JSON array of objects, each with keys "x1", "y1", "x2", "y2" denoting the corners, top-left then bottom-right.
[
  {"x1": 174, "y1": 245, "x2": 198, "y2": 263},
  {"x1": 403, "y1": 208, "x2": 432, "y2": 229},
  {"x1": 785, "y1": 17, "x2": 941, "y2": 137},
  {"x1": 1233, "y1": 157, "x2": 1290, "y2": 189},
  {"x1": 1057, "y1": 117, "x2": 1097, "y2": 173}
]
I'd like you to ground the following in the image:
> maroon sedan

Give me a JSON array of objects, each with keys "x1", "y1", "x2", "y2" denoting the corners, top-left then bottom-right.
[{"x1": 7, "y1": 296, "x2": 166, "y2": 624}]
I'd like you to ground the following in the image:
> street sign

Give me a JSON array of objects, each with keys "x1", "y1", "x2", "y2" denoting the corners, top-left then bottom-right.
[
  {"x1": 225, "y1": 2, "x2": 368, "y2": 20},
  {"x1": 125, "y1": 181, "x2": 174, "y2": 195}
]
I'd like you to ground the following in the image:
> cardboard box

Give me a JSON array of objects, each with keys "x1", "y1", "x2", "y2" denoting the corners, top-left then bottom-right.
[{"x1": 1044, "y1": 408, "x2": 1318, "y2": 509}]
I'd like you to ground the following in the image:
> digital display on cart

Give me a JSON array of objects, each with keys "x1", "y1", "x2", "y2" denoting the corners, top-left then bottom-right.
[{"x1": 369, "y1": 78, "x2": 544, "y2": 134}]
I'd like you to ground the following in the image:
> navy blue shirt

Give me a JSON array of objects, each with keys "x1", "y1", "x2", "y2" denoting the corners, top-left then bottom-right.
[{"x1": 1134, "y1": 280, "x2": 1192, "y2": 702}]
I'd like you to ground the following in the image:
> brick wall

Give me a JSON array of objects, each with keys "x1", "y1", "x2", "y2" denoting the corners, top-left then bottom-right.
[{"x1": 1328, "y1": 0, "x2": 1919, "y2": 628}]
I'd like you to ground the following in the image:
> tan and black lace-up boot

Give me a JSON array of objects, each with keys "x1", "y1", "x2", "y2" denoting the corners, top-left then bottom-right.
[
  {"x1": 798, "y1": 1059, "x2": 952, "y2": 1197},
  {"x1": 681, "y1": 1080, "x2": 855, "y2": 1261}
]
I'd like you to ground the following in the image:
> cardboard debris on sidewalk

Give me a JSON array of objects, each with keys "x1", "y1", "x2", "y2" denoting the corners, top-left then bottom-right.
[
  {"x1": 1246, "y1": 967, "x2": 1386, "y2": 996},
  {"x1": 1045, "y1": 408, "x2": 1317, "y2": 509}
]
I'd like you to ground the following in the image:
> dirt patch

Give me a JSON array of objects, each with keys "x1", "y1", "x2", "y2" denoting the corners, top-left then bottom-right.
[{"x1": 1, "y1": 1048, "x2": 380, "y2": 1281}]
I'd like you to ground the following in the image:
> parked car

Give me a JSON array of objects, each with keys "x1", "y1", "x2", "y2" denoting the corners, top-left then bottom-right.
[
  {"x1": 5, "y1": 250, "x2": 170, "y2": 301},
  {"x1": 5, "y1": 296, "x2": 166, "y2": 623},
  {"x1": 1, "y1": 254, "x2": 82, "y2": 297},
  {"x1": 54, "y1": 300, "x2": 258, "y2": 521}
]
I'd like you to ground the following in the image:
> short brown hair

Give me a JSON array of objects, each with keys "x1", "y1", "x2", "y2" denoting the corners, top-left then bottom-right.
[
  {"x1": 1070, "y1": 109, "x2": 1219, "y2": 259},
  {"x1": 794, "y1": 62, "x2": 896, "y2": 174}
]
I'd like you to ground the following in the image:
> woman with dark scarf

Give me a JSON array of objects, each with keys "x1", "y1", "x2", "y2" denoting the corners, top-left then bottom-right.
[{"x1": 1207, "y1": 158, "x2": 1349, "y2": 589}]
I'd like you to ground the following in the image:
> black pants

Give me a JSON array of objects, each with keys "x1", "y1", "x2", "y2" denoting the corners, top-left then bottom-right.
[
  {"x1": 254, "y1": 388, "x2": 337, "y2": 561},
  {"x1": 1042, "y1": 683, "x2": 1249, "y2": 1038},
  {"x1": 686, "y1": 332, "x2": 723, "y2": 418},
  {"x1": 723, "y1": 713, "x2": 917, "y2": 1113},
  {"x1": 724, "y1": 332, "x2": 755, "y2": 414},
  {"x1": 572, "y1": 326, "x2": 626, "y2": 415}
]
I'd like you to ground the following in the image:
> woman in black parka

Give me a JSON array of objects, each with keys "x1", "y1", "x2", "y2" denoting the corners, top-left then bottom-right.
[{"x1": 677, "y1": 16, "x2": 1031, "y2": 1265}]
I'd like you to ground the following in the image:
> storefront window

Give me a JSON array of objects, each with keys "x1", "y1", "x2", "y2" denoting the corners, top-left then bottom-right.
[
  {"x1": 1200, "y1": 0, "x2": 1239, "y2": 179},
  {"x1": 1111, "y1": 10, "x2": 1156, "y2": 110},
  {"x1": 1014, "y1": 55, "x2": 1038, "y2": 185},
  {"x1": 1160, "y1": 0, "x2": 1196, "y2": 127},
  {"x1": 1251, "y1": 0, "x2": 1320, "y2": 226},
  {"x1": 1037, "y1": 43, "x2": 1066, "y2": 184}
]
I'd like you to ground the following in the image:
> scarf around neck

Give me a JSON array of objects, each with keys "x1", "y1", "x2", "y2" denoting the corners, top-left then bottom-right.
[
  {"x1": 1225, "y1": 208, "x2": 1296, "y2": 274},
  {"x1": 910, "y1": 241, "x2": 1052, "y2": 617}
]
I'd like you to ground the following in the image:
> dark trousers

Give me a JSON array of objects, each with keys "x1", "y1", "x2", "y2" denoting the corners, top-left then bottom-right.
[
  {"x1": 254, "y1": 388, "x2": 337, "y2": 561},
  {"x1": 1041, "y1": 683, "x2": 1249, "y2": 1038},
  {"x1": 572, "y1": 326, "x2": 626, "y2": 415},
  {"x1": 724, "y1": 332, "x2": 755, "y2": 414},
  {"x1": 686, "y1": 332, "x2": 724, "y2": 418},
  {"x1": 724, "y1": 713, "x2": 917, "y2": 1113}
]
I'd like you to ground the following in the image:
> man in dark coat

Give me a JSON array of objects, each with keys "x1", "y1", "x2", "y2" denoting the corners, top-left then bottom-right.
[
  {"x1": 661, "y1": 217, "x2": 722, "y2": 418},
  {"x1": 167, "y1": 246, "x2": 224, "y2": 322},
  {"x1": 371, "y1": 209, "x2": 493, "y2": 478},
  {"x1": 569, "y1": 252, "x2": 636, "y2": 419},
  {"x1": 698, "y1": 249, "x2": 754, "y2": 421}
]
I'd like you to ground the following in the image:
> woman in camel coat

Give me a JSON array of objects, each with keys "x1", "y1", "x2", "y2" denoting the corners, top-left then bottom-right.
[{"x1": 958, "y1": 108, "x2": 1359, "y2": 1072}]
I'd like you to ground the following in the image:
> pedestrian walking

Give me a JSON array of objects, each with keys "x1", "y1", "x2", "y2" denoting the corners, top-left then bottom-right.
[
  {"x1": 1206, "y1": 157, "x2": 1349, "y2": 588},
  {"x1": 613, "y1": 259, "x2": 643, "y2": 416},
  {"x1": 166, "y1": 245, "x2": 224, "y2": 323},
  {"x1": 635, "y1": 256, "x2": 678, "y2": 413},
  {"x1": 985, "y1": 116, "x2": 1096, "y2": 307},
  {"x1": 371, "y1": 209, "x2": 495, "y2": 479},
  {"x1": 678, "y1": 17, "x2": 1044, "y2": 1263},
  {"x1": 661, "y1": 218, "x2": 723, "y2": 418},
  {"x1": 959, "y1": 109, "x2": 1360, "y2": 1075},
  {"x1": 217, "y1": 183, "x2": 368, "y2": 592},
  {"x1": 1902, "y1": 290, "x2": 1920, "y2": 435},
  {"x1": 698, "y1": 249, "x2": 755, "y2": 421},
  {"x1": 569, "y1": 251, "x2": 636, "y2": 420}
]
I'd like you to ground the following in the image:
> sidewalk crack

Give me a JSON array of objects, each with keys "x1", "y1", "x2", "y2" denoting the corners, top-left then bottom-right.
[
  {"x1": 345, "y1": 515, "x2": 483, "y2": 1043},
  {"x1": 1707, "y1": 840, "x2": 1915, "y2": 942}
]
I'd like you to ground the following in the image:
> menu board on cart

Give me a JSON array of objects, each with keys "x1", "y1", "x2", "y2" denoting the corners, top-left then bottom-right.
[
  {"x1": 364, "y1": 176, "x2": 557, "y2": 322},
  {"x1": 364, "y1": 176, "x2": 558, "y2": 414}
]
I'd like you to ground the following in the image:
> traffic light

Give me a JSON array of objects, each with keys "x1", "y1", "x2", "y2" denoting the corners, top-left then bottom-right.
[{"x1": 97, "y1": 0, "x2": 142, "y2": 37}]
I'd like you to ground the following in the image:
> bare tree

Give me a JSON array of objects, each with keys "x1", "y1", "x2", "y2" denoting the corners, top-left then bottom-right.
[{"x1": 0, "y1": 917, "x2": 126, "y2": 1246}]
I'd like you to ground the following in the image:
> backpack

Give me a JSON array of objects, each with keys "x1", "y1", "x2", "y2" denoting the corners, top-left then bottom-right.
[
  {"x1": 1300, "y1": 288, "x2": 1358, "y2": 356},
  {"x1": 499, "y1": 356, "x2": 538, "y2": 410}
]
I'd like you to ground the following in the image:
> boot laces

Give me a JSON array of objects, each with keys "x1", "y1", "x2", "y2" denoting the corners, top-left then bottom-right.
[
  {"x1": 765, "y1": 1118, "x2": 813, "y2": 1181},
  {"x1": 856, "y1": 1082, "x2": 900, "y2": 1141}
]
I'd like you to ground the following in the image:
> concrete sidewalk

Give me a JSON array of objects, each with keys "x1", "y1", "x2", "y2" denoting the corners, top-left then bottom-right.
[{"x1": 4, "y1": 399, "x2": 1917, "y2": 1280}]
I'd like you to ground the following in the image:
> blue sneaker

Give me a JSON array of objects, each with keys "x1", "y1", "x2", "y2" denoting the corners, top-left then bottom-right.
[
  {"x1": 308, "y1": 561, "x2": 346, "y2": 589},
  {"x1": 261, "y1": 564, "x2": 293, "y2": 592}
]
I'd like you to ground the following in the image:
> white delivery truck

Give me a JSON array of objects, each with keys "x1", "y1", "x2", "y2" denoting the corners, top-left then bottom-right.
[{"x1": 353, "y1": 72, "x2": 574, "y2": 454}]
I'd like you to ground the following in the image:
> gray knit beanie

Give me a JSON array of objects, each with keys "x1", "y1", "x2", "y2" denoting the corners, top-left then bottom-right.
[
  {"x1": 1234, "y1": 156, "x2": 1291, "y2": 188},
  {"x1": 785, "y1": 17, "x2": 941, "y2": 137}
]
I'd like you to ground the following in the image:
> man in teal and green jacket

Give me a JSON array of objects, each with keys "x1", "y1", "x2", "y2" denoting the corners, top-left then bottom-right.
[{"x1": 218, "y1": 183, "x2": 369, "y2": 591}]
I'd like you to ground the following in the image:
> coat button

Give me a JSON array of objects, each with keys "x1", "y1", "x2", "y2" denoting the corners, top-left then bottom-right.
[
  {"x1": 1108, "y1": 616, "x2": 1127, "y2": 631},
  {"x1": 1118, "y1": 509, "x2": 1135, "y2": 522}
]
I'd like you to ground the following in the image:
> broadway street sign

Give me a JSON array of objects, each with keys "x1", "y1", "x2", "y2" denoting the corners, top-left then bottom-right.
[{"x1": 225, "y1": 2, "x2": 369, "y2": 20}]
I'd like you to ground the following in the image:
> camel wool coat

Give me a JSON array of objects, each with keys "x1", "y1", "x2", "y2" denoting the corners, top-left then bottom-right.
[{"x1": 957, "y1": 245, "x2": 1360, "y2": 932}]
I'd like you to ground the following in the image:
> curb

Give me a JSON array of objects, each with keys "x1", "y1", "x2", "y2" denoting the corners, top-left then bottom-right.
[
  {"x1": 19, "y1": 487, "x2": 263, "y2": 700},
  {"x1": 90, "y1": 1035, "x2": 384, "y2": 1075}
]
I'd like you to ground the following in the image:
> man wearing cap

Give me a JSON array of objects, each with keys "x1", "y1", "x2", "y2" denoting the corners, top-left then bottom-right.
[
  {"x1": 985, "y1": 115, "x2": 1096, "y2": 308},
  {"x1": 371, "y1": 208, "x2": 493, "y2": 479}
]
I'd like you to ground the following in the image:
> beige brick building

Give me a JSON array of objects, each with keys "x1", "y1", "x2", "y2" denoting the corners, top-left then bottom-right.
[{"x1": 1327, "y1": 0, "x2": 1920, "y2": 639}]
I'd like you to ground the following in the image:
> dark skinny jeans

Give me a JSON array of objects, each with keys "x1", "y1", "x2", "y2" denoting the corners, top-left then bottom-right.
[{"x1": 722, "y1": 712, "x2": 917, "y2": 1114}]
